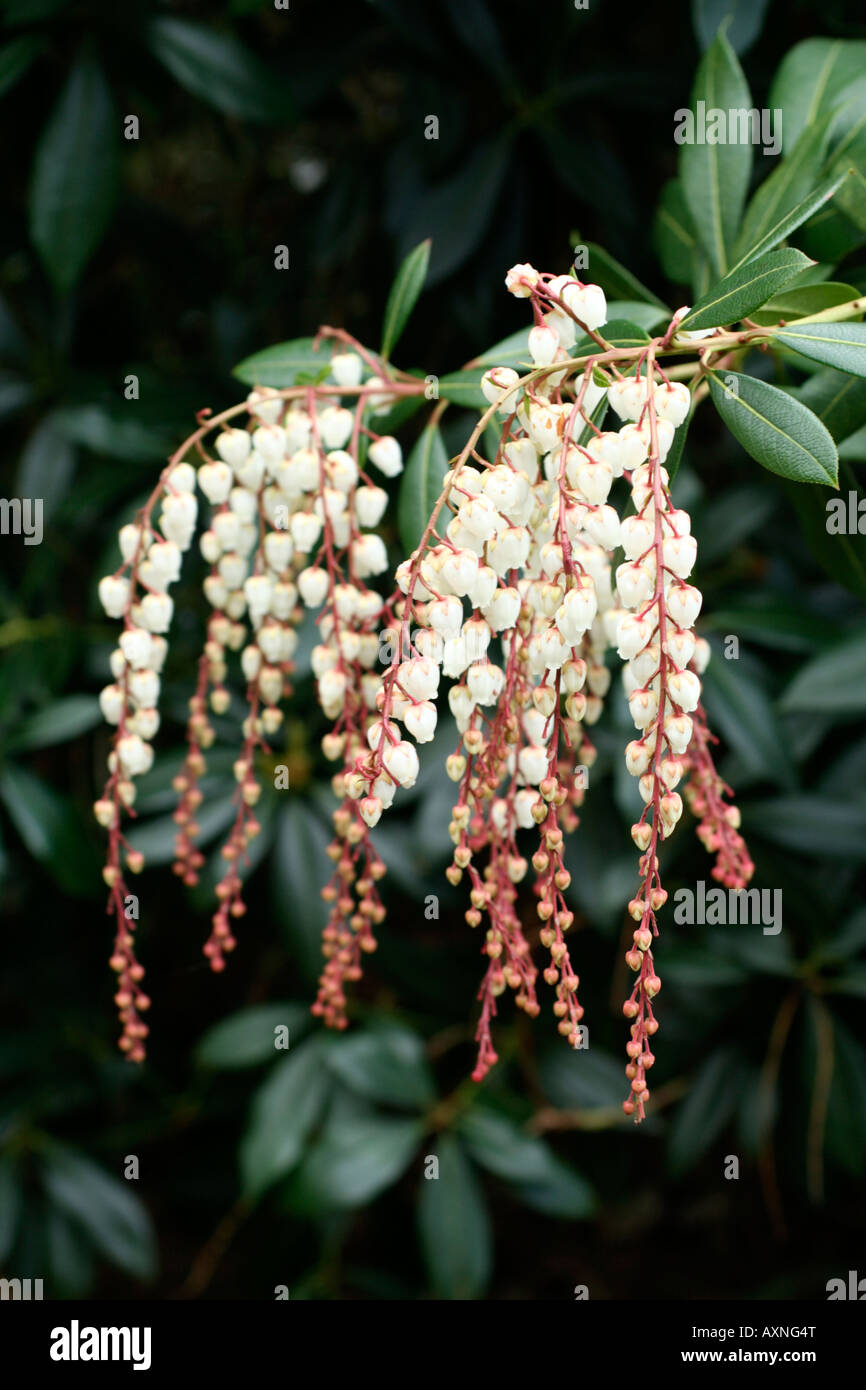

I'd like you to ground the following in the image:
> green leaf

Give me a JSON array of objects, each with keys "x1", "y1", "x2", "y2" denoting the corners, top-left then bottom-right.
[
  {"x1": 0, "y1": 35, "x2": 43, "y2": 98},
  {"x1": 381, "y1": 239, "x2": 430, "y2": 361},
  {"x1": 780, "y1": 633, "x2": 866, "y2": 716},
  {"x1": 437, "y1": 368, "x2": 487, "y2": 409},
  {"x1": 148, "y1": 18, "x2": 293, "y2": 123},
  {"x1": 680, "y1": 31, "x2": 752, "y2": 276},
  {"x1": 665, "y1": 411, "x2": 691, "y2": 483},
  {"x1": 769, "y1": 39, "x2": 866, "y2": 154},
  {"x1": 125, "y1": 792, "x2": 237, "y2": 865},
  {"x1": 607, "y1": 301, "x2": 670, "y2": 331},
  {"x1": 469, "y1": 328, "x2": 530, "y2": 371},
  {"x1": 581, "y1": 242, "x2": 668, "y2": 309},
  {"x1": 458, "y1": 1105, "x2": 595, "y2": 1218},
  {"x1": 41, "y1": 1145, "x2": 157, "y2": 1280},
  {"x1": 785, "y1": 465, "x2": 866, "y2": 601},
  {"x1": 695, "y1": 482, "x2": 775, "y2": 564},
  {"x1": 287, "y1": 1105, "x2": 422, "y2": 1210},
  {"x1": 7, "y1": 695, "x2": 100, "y2": 752},
  {"x1": 54, "y1": 404, "x2": 174, "y2": 462},
  {"x1": 653, "y1": 178, "x2": 700, "y2": 286},
  {"x1": 0, "y1": 370, "x2": 35, "y2": 420},
  {"x1": 752, "y1": 282, "x2": 861, "y2": 327},
  {"x1": 195, "y1": 1002, "x2": 312, "y2": 1069},
  {"x1": 398, "y1": 422, "x2": 449, "y2": 554},
  {"x1": 29, "y1": 54, "x2": 119, "y2": 293},
  {"x1": 702, "y1": 597, "x2": 841, "y2": 653},
  {"x1": 47, "y1": 1208, "x2": 94, "y2": 1297},
  {"x1": 679, "y1": 248, "x2": 812, "y2": 331},
  {"x1": 775, "y1": 322, "x2": 866, "y2": 379},
  {"x1": 0, "y1": 764, "x2": 97, "y2": 894},
  {"x1": 841, "y1": 426, "x2": 866, "y2": 459},
  {"x1": 727, "y1": 171, "x2": 850, "y2": 274},
  {"x1": 701, "y1": 645, "x2": 796, "y2": 789},
  {"x1": 576, "y1": 319, "x2": 651, "y2": 353},
  {"x1": 271, "y1": 799, "x2": 335, "y2": 981},
  {"x1": 537, "y1": 1046, "x2": 626, "y2": 1112},
  {"x1": 399, "y1": 138, "x2": 510, "y2": 286},
  {"x1": 240, "y1": 1038, "x2": 332, "y2": 1198},
  {"x1": 707, "y1": 369, "x2": 838, "y2": 485},
  {"x1": 735, "y1": 112, "x2": 835, "y2": 260},
  {"x1": 417, "y1": 1134, "x2": 491, "y2": 1299},
  {"x1": 325, "y1": 1022, "x2": 436, "y2": 1109},
  {"x1": 16, "y1": 416, "x2": 76, "y2": 523},
  {"x1": 692, "y1": 0, "x2": 769, "y2": 55},
  {"x1": 743, "y1": 796, "x2": 866, "y2": 858},
  {"x1": 668, "y1": 1048, "x2": 745, "y2": 1176},
  {"x1": 233, "y1": 336, "x2": 332, "y2": 389},
  {"x1": 798, "y1": 369, "x2": 866, "y2": 444}
]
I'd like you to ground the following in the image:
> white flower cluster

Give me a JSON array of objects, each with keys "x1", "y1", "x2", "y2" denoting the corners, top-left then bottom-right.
[
  {"x1": 348, "y1": 265, "x2": 707, "y2": 861},
  {"x1": 96, "y1": 355, "x2": 404, "y2": 835},
  {"x1": 95, "y1": 462, "x2": 199, "y2": 812}
]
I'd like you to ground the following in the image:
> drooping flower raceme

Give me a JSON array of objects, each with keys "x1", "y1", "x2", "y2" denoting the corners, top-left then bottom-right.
[{"x1": 95, "y1": 270, "x2": 751, "y2": 1122}]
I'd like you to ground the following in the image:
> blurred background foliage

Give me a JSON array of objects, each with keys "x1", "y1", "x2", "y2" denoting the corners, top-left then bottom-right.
[{"x1": 1, "y1": 0, "x2": 865, "y2": 1300}]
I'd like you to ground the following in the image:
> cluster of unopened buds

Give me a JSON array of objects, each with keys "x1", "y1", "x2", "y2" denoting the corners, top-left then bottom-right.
[{"x1": 96, "y1": 264, "x2": 752, "y2": 1120}]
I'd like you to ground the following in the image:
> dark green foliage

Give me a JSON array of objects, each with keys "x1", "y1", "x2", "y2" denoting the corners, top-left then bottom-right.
[{"x1": 1, "y1": 0, "x2": 865, "y2": 1303}]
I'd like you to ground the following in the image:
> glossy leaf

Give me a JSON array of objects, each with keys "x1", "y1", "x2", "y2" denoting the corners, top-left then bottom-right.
[
  {"x1": 398, "y1": 422, "x2": 449, "y2": 554},
  {"x1": 240, "y1": 1038, "x2": 332, "y2": 1198},
  {"x1": 653, "y1": 178, "x2": 700, "y2": 287},
  {"x1": 148, "y1": 18, "x2": 293, "y2": 123},
  {"x1": 581, "y1": 242, "x2": 667, "y2": 309},
  {"x1": 42, "y1": 1145, "x2": 156, "y2": 1280},
  {"x1": 796, "y1": 368, "x2": 866, "y2": 442},
  {"x1": 16, "y1": 416, "x2": 77, "y2": 524},
  {"x1": 325, "y1": 1022, "x2": 436, "y2": 1110},
  {"x1": 271, "y1": 800, "x2": 335, "y2": 981},
  {"x1": 381, "y1": 239, "x2": 430, "y2": 360},
  {"x1": 0, "y1": 35, "x2": 43, "y2": 98},
  {"x1": 0, "y1": 764, "x2": 97, "y2": 894},
  {"x1": 735, "y1": 112, "x2": 835, "y2": 260},
  {"x1": 437, "y1": 368, "x2": 487, "y2": 409},
  {"x1": 667, "y1": 1048, "x2": 745, "y2": 1176},
  {"x1": 680, "y1": 32, "x2": 752, "y2": 276},
  {"x1": 692, "y1": 0, "x2": 769, "y2": 55},
  {"x1": 769, "y1": 39, "x2": 866, "y2": 153},
  {"x1": 399, "y1": 138, "x2": 510, "y2": 286},
  {"x1": 679, "y1": 248, "x2": 812, "y2": 330},
  {"x1": 780, "y1": 633, "x2": 866, "y2": 716},
  {"x1": 8, "y1": 695, "x2": 100, "y2": 752},
  {"x1": 708, "y1": 370, "x2": 838, "y2": 485},
  {"x1": 727, "y1": 171, "x2": 849, "y2": 274},
  {"x1": 751, "y1": 282, "x2": 860, "y2": 328},
  {"x1": 459, "y1": 1105, "x2": 596, "y2": 1218},
  {"x1": 743, "y1": 796, "x2": 866, "y2": 858},
  {"x1": 195, "y1": 1003, "x2": 312, "y2": 1069},
  {"x1": 701, "y1": 646, "x2": 796, "y2": 789},
  {"x1": 233, "y1": 337, "x2": 333, "y2": 389},
  {"x1": 287, "y1": 1106, "x2": 422, "y2": 1210},
  {"x1": 29, "y1": 55, "x2": 119, "y2": 293},
  {"x1": 417, "y1": 1134, "x2": 491, "y2": 1299},
  {"x1": 775, "y1": 322, "x2": 866, "y2": 379}
]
